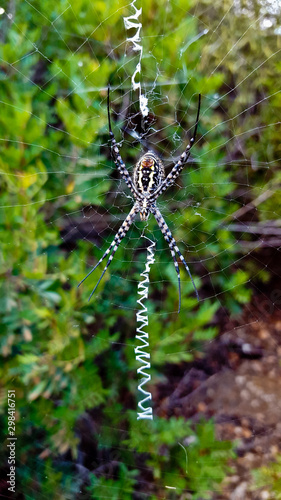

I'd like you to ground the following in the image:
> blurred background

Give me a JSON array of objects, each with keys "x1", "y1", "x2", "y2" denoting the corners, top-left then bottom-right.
[{"x1": 1, "y1": 0, "x2": 281, "y2": 498}]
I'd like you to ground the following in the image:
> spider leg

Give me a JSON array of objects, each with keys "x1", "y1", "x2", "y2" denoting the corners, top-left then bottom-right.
[
  {"x1": 151, "y1": 206, "x2": 199, "y2": 313},
  {"x1": 149, "y1": 94, "x2": 201, "y2": 202},
  {"x1": 77, "y1": 204, "x2": 139, "y2": 300},
  {"x1": 107, "y1": 86, "x2": 140, "y2": 200}
]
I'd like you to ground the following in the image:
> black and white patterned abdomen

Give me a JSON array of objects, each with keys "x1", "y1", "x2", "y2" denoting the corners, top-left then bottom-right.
[{"x1": 133, "y1": 151, "x2": 165, "y2": 194}]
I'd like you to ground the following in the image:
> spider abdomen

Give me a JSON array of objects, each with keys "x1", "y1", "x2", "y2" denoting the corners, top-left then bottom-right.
[{"x1": 133, "y1": 151, "x2": 165, "y2": 195}]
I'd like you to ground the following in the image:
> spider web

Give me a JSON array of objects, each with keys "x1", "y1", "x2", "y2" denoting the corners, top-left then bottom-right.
[{"x1": 1, "y1": 0, "x2": 281, "y2": 498}]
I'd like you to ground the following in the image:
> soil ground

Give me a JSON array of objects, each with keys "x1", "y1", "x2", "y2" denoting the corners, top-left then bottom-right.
[{"x1": 155, "y1": 294, "x2": 281, "y2": 499}]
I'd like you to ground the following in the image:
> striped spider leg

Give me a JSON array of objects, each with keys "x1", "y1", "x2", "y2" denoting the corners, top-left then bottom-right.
[
  {"x1": 107, "y1": 87, "x2": 141, "y2": 202},
  {"x1": 78, "y1": 87, "x2": 201, "y2": 312},
  {"x1": 151, "y1": 205, "x2": 199, "y2": 313},
  {"x1": 148, "y1": 94, "x2": 201, "y2": 203},
  {"x1": 77, "y1": 204, "x2": 139, "y2": 301}
]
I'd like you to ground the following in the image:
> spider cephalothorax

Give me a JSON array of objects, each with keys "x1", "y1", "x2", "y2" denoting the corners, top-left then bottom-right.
[{"x1": 78, "y1": 87, "x2": 201, "y2": 313}]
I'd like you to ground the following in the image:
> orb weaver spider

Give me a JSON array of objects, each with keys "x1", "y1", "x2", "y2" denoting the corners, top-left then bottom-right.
[{"x1": 78, "y1": 87, "x2": 201, "y2": 313}]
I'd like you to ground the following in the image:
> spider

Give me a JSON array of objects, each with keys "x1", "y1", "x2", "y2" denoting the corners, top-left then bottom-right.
[{"x1": 78, "y1": 87, "x2": 201, "y2": 313}]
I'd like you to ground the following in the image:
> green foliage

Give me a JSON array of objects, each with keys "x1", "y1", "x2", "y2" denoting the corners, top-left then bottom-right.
[
  {"x1": 251, "y1": 456, "x2": 281, "y2": 499},
  {"x1": 124, "y1": 417, "x2": 234, "y2": 499},
  {"x1": 88, "y1": 465, "x2": 138, "y2": 500}
]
